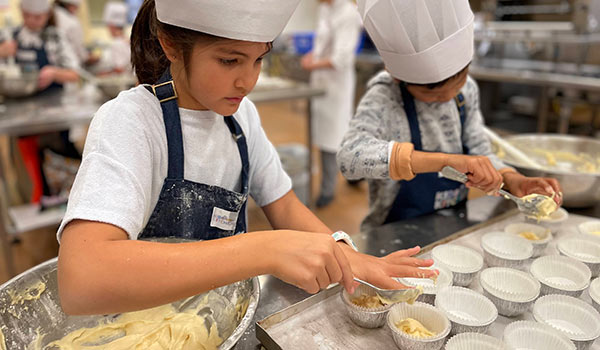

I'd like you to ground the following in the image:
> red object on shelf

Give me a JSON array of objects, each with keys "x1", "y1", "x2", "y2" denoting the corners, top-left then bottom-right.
[{"x1": 17, "y1": 136, "x2": 43, "y2": 203}]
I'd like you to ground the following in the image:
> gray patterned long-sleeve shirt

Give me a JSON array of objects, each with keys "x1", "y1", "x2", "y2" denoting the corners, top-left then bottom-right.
[{"x1": 337, "y1": 71, "x2": 508, "y2": 232}]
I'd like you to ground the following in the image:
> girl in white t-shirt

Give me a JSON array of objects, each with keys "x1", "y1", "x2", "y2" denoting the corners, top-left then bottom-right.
[{"x1": 57, "y1": 0, "x2": 437, "y2": 315}]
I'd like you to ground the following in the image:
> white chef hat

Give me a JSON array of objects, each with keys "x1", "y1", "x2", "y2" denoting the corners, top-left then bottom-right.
[
  {"x1": 103, "y1": 1, "x2": 128, "y2": 27},
  {"x1": 20, "y1": 0, "x2": 50, "y2": 14},
  {"x1": 155, "y1": 0, "x2": 301, "y2": 42},
  {"x1": 358, "y1": 0, "x2": 474, "y2": 84}
]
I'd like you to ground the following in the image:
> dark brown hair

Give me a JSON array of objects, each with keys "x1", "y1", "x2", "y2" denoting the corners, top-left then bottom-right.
[
  {"x1": 130, "y1": 0, "x2": 227, "y2": 84},
  {"x1": 405, "y1": 63, "x2": 470, "y2": 90}
]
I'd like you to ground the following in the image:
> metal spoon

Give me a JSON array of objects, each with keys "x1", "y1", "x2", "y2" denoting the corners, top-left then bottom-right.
[
  {"x1": 353, "y1": 278, "x2": 422, "y2": 305},
  {"x1": 440, "y1": 166, "x2": 552, "y2": 217}
]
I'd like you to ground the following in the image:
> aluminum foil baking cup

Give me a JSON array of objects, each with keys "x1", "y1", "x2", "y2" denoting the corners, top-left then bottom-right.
[
  {"x1": 590, "y1": 278, "x2": 600, "y2": 314},
  {"x1": 530, "y1": 255, "x2": 591, "y2": 297},
  {"x1": 557, "y1": 235, "x2": 600, "y2": 278},
  {"x1": 533, "y1": 294, "x2": 600, "y2": 349},
  {"x1": 504, "y1": 222, "x2": 552, "y2": 257},
  {"x1": 578, "y1": 221, "x2": 600, "y2": 238},
  {"x1": 481, "y1": 232, "x2": 533, "y2": 269},
  {"x1": 503, "y1": 320, "x2": 576, "y2": 350},
  {"x1": 446, "y1": 332, "x2": 509, "y2": 350},
  {"x1": 434, "y1": 286, "x2": 497, "y2": 335},
  {"x1": 396, "y1": 265, "x2": 452, "y2": 305},
  {"x1": 431, "y1": 245, "x2": 483, "y2": 287},
  {"x1": 480, "y1": 267, "x2": 540, "y2": 317},
  {"x1": 386, "y1": 301, "x2": 451, "y2": 350},
  {"x1": 341, "y1": 283, "x2": 392, "y2": 328}
]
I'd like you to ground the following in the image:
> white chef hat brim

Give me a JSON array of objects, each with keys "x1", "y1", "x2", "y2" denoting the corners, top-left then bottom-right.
[
  {"x1": 155, "y1": 0, "x2": 301, "y2": 43},
  {"x1": 380, "y1": 21, "x2": 474, "y2": 84}
]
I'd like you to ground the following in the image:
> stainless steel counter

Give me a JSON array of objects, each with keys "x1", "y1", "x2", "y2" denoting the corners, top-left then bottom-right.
[
  {"x1": 234, "y1": 196, "x2": 600, "y2": 349},
  {"x1": 0, "y1": 87, "x2": 102, "y2": 137}
]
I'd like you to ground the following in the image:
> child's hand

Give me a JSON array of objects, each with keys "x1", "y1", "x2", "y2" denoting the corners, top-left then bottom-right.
[
  {"x1": 338, "y1": 245, "x2": 436, "y2": 290},
  {"x1": 502, "y1": 171, "x2": 563, "y2": 205},
  {"x1": 446, "y1": 154, "x2": 503, "y2": 193},
  {"x1": 265, "y1": 230, "x2": 355, "y2": 294}
]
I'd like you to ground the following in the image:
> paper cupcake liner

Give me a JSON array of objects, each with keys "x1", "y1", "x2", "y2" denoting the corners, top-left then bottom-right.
[
  {"x1": 397, "y1": 265, "x2": 453, "y2": 297},
  {"x1": 590, "y1": 278, "x2": 600, "y2": 314},
  {"x1": 446, "y1": 332, "x2": 509, "y2": 350},
  {"x1": 481, "y1": 232, "x2": 533, "y2": 261},
  {"x1": 341, "y1": 284, "x2": 392, "y2": 329},
  {"x1": 435, "y1": 286, "x2": 497, "y2": 334},
  {"x1": 503, "y1": 321, "x2": 576, "y2": 350},
  {"x1": 431, "y1": 245, "x2": 483, "y2": 274},
  {"x1": 386, "y1": 301, "x2": 450, "y2": 350},
  {"x1": 505, "y1": 222, "x2": 552, "y2": 257},
  {"x1": 530, "y1": 255, "x2": 591, "y2": 297},
  {"x1": 558, "y1": 236, "x2": 600, "y2": 278},
  {"x1": 480, "y1": 267, "x2": 540, "y2": 302},
  {"x1": 533, "y1": 294, "x2": 600, "y2": 344},
  {"x1": 579, "y1": 221, "x2": 600, "y2": 238}
]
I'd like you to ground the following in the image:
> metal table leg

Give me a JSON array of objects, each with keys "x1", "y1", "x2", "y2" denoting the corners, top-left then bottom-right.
[
  {"x1": 0, "y1": 149, "x2": 16, "y2": 278},
  {"x1": 537, "y1": 86, "x2": 549, "y2": 133},
  {"x1": 307, "y1": 99, "x2": 314, "y2": 208}
]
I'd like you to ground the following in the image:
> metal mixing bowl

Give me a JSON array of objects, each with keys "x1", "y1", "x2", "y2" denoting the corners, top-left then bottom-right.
[
  {"x1": 0, "y1": 70, "x2": 38, "y2": 98},
  {"x1": 95, "y1": 74, "x2": 137, "y2": 99},
  {"x1": 0, "y1": 257, "x2": 259, "y2": 349},
  {"x1": 502, "y1": 134, "x2": 600, "y2": 208}
]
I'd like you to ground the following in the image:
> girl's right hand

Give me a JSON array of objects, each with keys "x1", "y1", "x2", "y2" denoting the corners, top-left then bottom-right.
[
  {"x1": 446, "y1": 154, "x2": 503, "y2": 193},
  {"x1": 263, "y1": 230, "x2": 355, "y2": 295}
]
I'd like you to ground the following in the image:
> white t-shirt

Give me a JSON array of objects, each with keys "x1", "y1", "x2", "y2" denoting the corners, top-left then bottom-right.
[{"x1": 57, "y1": 85, "x2": 292, "y2": 240}]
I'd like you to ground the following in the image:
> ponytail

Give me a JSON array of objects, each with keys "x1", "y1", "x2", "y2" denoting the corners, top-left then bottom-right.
[
  {"x1": 131, "y1": 0, "x2": 228, "y2": 84},
  {"x1": 130, "y1": 0, "x2": 169, "y2": 84}
]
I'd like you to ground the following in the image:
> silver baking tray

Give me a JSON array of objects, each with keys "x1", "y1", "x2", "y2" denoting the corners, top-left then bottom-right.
[{"x1": 256, "y1": 210, "x2": 600, "y2": 349}]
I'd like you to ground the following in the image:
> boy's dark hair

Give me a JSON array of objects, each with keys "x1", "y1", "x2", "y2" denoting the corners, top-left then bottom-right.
[
  {"x1": 130, "y1": 0, "x2": 227, "y2": 84},
  {"x1": 405, "y1": 63, "x2": 470, "y2": 90}
]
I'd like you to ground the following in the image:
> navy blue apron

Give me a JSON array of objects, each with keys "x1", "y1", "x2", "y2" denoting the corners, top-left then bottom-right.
[
  {"x1": 14, "y1": 27, "x2": 50, "y2": 70},
  {"x1": 384, "y1": 84, "x2": 469, "y2": 223},
  {"x1": 139, "y1": 69, "x2": 249, "y2": 240},
  {"x1": 13, "y1": 27, "x2": 62, "y2": 89}
]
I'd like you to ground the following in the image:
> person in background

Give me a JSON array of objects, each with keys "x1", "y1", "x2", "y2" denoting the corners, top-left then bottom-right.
[
  {"x1": 300, "y1": 0, "x2": 361, "y2": 208},
  {"x1": 57, "y1": 0, "x2": 436, "y2": 316},
  {"x1": 337, "y1": 0, "x2": 562, "y2": 232},
  {"x1": 0, "y1": 0, "x2": 79, "y2": 89},
  {"x1": 96, "y1": 1, "x2": 130, "y2": 75},
  {"x1": 53, "y1": 0, "x2": 97, "y2": 67}
]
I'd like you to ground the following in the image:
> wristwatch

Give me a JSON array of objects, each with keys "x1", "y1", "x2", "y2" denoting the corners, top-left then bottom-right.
[{"x1": 332, "y1": 231, "x2": 358, "y2": 252}]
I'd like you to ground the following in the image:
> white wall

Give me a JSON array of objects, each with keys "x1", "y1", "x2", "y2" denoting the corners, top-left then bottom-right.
[{"x1": 282, "y1": 0, "x2": 319, "y2": 34}]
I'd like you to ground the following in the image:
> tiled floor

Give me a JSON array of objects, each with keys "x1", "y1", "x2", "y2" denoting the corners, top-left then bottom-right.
[{"x1": 0, "y1": 100, "x2": 370, "y2": 284}]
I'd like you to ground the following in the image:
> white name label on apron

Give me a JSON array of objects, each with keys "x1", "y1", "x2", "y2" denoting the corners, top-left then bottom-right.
[{"x1": 210, "y1": 207, "x2": 238, "y2": 231}]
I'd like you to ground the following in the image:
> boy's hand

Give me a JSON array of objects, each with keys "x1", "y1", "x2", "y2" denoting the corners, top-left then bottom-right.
[
  {"x1": 265, "y1": 230, "x2": 355, "y2": 294},
  {"x1": 338, "y1": 244, "x2": 437, "y2": 290},
  {"x1": 502, "y1": 171, "x2": 563, "y2": 205},
  {"x1": 446, "y1": 154, "x2": 503, "y2": 193}
]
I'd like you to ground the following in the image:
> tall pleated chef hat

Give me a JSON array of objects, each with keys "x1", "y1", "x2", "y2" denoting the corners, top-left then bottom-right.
[
  {"x1": 21, "y1": 0, "x2": 51, "y2": 14},
  {"x1": 358, "y1": 0, "x2": 474, "y2": 84},
  {"x1": 103, "y1": 1, "x2": 128, "y2": 27},
  {"x1": 155, "y1": 0, "x2": 301, "y2": 42}
]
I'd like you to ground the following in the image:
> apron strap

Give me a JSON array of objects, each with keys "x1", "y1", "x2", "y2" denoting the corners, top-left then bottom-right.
[
  {"x1": 223, "y1": 116, "x2": 249, "y2": 195},
  {"x1": 399, "y1": 84, "x2": 422, "y2": 150},
  {"x1": 147, "y1": 69, "x2": 185, "y2": 179}
]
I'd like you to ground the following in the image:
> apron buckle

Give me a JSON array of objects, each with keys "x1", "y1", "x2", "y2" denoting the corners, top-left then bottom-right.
[{"x1": 152, "y1": 80, "x2": 178, "y2": 103}]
